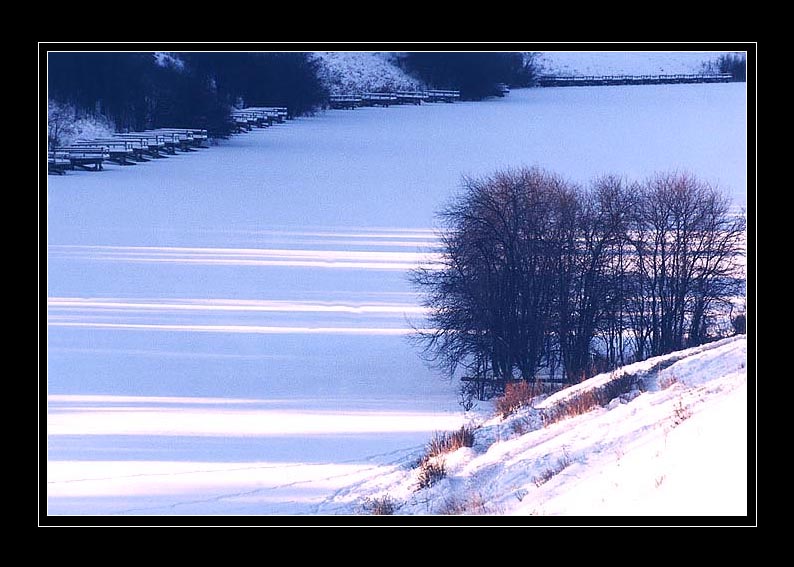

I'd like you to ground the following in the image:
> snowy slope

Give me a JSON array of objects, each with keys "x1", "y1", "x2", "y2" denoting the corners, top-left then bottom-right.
[
  {"x1": 319, "y1": 336, "x2": 749, "y2": 516},
  {"x1": 311, "y1": 51, "x2": 737, "y2": 94},
  {"x1": 537, "y1": 51, "x2": 735, "y2": 77},
  {"x1": 313, "y1": 52, "x2": 422, "y2": 94}
]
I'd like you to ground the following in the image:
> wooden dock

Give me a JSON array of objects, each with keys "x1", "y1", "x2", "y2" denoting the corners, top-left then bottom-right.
[
  {"x1": 49, "y1": 127, "x2": 210, "y2": 174},
  {"x1": 47, "y1": 88, "x2": 467, "y2": 176},
  {"x1": 538, "y1": 73, "x2": 733, "y2": 87},
  {"x1": 47, "y1": 101, "x2": 297, "y2": 175},
  {"x1": 329, "y1": 95, "x2": 362, "y2": 109},
  {"x1": 328, "y1": 89, "x2": 461, "y2": 110}
]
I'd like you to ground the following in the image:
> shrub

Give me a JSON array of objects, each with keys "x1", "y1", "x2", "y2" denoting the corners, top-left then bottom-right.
[
  {"x1": 659, "y1": 374, "x2": 680, "y2": 390},
  {"x1": 417, "y1": 458, "x2": 447, "y2": 490},
  {"x1": 458, "y1": 382, "x2": 478, "y2": 411},
  {"x1": 671, "y1": 399, "x2": 692, "y2": 426},
  {"x1": 362, "y1": 495, "x2": 397, "y2": 515},
  {"x1": 423, "y1": 426, "x2": 475, "y2": 463},
  {"x1": 438, "y1": 492, "x2": 498, "y2": 515}
]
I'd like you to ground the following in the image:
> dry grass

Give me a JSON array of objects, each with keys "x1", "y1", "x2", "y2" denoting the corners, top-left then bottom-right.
[
  {"x1": 495, "y1": 380, "x2": 560, "y2": 419},
  {"x1": 671, "y1": 399, "x2": 692, "y2": 426},
  {"x1": 541, "y1": 373, "x2": 637, "y2": 427},
  {"x1": 438, "y1": 491, "x2": 500, "y2": 515},
  {"x1": 414, "y1": 426, "x2": 474, "y2": 491},
  {"x1": 659, "y1": 374, "x2": 680, "y2": 390},
  {"x1": 417, "y1": 458, "x2": 447, "y2": 490},
  {"x1": 362, "y1": 495, "x2": 398, "y2": 515},
  {"x1": 427, "y1": 426, "x2": 475, "y2": 456},
  {"x1": 510, "y1": 415, "x2": 532, "y2": 436},
  {"x1": 532, "y1": 449, "x2": 573, "y2": 487}
]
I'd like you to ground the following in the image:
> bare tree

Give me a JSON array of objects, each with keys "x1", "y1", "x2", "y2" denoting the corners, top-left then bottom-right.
[
  {"x1": 410, "y1": 168, "x2": 574, "y2": 394},
  {"x1": 556, "y1": 175, "x2": 636, "y2": 382},
  {"x1": 412, "y1": 168, "x2": 745, "y2": 399},
  {"x1": 628, "y1": 173, "x2": 745, "y2": 356},
  {"x1": 48, "y1": 99, "x2": 75, "y2": 148}
]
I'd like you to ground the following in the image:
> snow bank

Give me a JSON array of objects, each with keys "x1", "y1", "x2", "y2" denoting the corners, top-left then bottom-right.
[
  {"x1": 536, "y1": 336, "x2": 746, "y2": 409},
  {"x1": 321, "y1": 336, "x2": 748, "y2": 517}
]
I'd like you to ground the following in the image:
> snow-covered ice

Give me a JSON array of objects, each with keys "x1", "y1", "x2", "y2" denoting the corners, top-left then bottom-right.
[{"x1": 46, "y1": 83, "x2": 748, "y2": 516}]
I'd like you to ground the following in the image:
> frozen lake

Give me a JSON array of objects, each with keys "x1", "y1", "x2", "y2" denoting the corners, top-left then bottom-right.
[{"x1": 46, "y1": 84, "x2": 747, "y2": 515}]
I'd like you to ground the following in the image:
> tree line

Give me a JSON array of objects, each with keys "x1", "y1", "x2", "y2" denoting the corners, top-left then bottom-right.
[
  {"x1": 47, "y1": 52, "x2": 540, "y2": 141},
  {"x1": 704, "y1": 53, "x2": 747, "y2": 82},
  {"x1": 411, "y1": 168, "x2": 746, "y2": 398},
  {"x1": 396, "y1": 53, "x2": 538, "y2": 99},
  {"x1": 47, "y1": 52, "x2": 328, "y2": 137}
]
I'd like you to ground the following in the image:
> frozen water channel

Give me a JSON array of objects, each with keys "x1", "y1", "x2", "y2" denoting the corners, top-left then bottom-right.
[{"x1": 46, "y1": 84, "x2": 747, "y2": 515}]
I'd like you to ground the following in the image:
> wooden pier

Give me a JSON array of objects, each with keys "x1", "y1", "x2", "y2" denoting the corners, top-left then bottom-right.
[
  {"x1": 47, "y1": 89, "x2": 467, "y2": 176},
  {"x1": 328, "y1": 89, "x2": 461, "y2": 110},
  {"x1": 538, "y1": 73, "x2": 733, "y2": 87},
  {"x1": 49, "y1": 127, "x2": 210, "y2": 174}
]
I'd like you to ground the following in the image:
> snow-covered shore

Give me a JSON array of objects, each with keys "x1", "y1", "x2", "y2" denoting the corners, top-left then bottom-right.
[{"x1": 316, "y1": 336, "x2": 748, "y2": 516}]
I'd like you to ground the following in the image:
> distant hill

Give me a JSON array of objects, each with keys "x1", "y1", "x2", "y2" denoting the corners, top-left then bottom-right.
[
  {"x1": 313, "y1": 52, "x2": 423, "y2": 94},
  {"x1": 311, "y1": 51, "x2": 740, "y2": 94},
  {"x1": 536, "y1": 51, "x2": 734, "y2": 76}
]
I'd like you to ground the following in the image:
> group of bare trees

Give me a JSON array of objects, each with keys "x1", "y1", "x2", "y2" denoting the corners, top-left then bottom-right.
[{"x1": 411, "y1": 167, "x2": 746, "y2": 397}]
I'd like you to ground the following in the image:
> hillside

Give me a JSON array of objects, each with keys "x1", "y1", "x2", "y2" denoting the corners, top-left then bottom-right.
[
  {"x1": 536, "y1": 51, "x2": 733, "y2": 76},
  {"x1": 323, "y1": 336, "x2": 749, "y2": 516},
  {"x1": 310, "y1": 51, "x2": 734, "y2": 94},
  {"x1": 313, "y1": 52, "x2": 422, "y2": 94}
]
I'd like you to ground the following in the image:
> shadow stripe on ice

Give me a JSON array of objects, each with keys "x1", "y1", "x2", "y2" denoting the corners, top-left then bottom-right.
[
  {"x1": 47, "y1": 322, "x2": 432, "y2": 335},
  {"x1": 47, "y1": 297, "x2": 429, "y2": 314},
  {"x1": 49, "y1": 245, "x2": 442, "y2": 270}
]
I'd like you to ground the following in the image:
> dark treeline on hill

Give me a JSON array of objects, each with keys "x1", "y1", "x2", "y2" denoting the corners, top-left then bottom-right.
[
  {"x1": 703, "y1": 52, "x2": 747, "y2": 81},
  {"x1": 396, "y1": 52, "x2": 538, "y2": 99},
  {"x1": 47, "y1": 52, "x2": 328, "y2": 136},
  {"x1": 717, "y1": 53, "x2": 747, "y2": 81},
  {"x1": 411, "y1": 168, "x2": 746, "y2": 400},
  {"x1": 47, "y1": 51, "x2": 538, "y2": 137}
]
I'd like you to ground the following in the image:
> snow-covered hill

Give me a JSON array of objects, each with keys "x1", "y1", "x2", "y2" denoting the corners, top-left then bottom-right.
[
  {"x1": 313, "y1": 52, "x2": 422, "y2": 94},
  {"x1": 311, "y1": 51, "x2": 735, "y2": 94},
  {"x1": 320, "y1": 336, "x2": 749, "y2": 516},
  {"x1": 536, "y1": 51, "x2": 734, "y2": 77}
]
